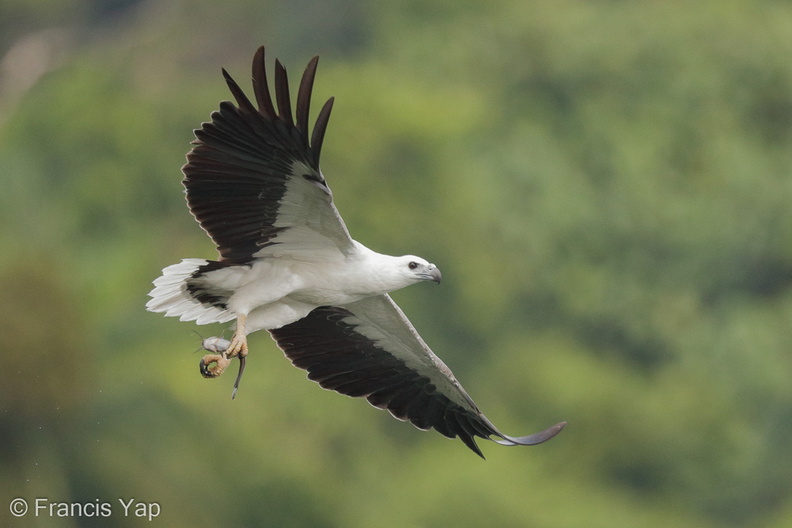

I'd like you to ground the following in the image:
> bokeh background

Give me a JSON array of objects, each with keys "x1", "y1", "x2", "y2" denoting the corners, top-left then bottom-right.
[{"x1": 2, "y1": 1, "x2": 792, "y2": 526}]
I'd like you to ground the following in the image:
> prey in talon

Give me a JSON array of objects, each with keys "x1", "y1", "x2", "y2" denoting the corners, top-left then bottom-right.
[
  {"x1": 199, "y1": 336, "x2": 247, "y2": 399},
  {"x1": 199, "y1": 335, "x2": 230, "y2": 378}
]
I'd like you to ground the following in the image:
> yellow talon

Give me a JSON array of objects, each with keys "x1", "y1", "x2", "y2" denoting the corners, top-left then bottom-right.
[{"x1": 199, "y1": 353, "x2": 231, "y2": 378}]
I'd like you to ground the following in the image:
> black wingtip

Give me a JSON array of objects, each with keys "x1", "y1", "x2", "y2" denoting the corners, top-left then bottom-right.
[
  {"x1": 225, "y1": 46, "x2": 333, "y2": 167},
  {"x1": 251, "y1": 46, "x2": 277, "y2": 119},
  {"x1": 222, "y1": 68, "x2": 257, "y2": 114},
  {"x1": 310, "y1": 96, "x2": 334, "y2": 164},
  {"x1": 296, "y1": 55, "x2": 320, "y2": 141},
  {"x1": 459, "y1": 433, "x2": 487, "y2": 459},
  {"x1": 273, "y1": 59, "x2": 294, "y2": 127}
]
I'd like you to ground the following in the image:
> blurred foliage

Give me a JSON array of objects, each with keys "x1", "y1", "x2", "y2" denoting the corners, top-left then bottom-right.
[{"x1": 2, "y1": 0, "x2": 792, "y2": 526}]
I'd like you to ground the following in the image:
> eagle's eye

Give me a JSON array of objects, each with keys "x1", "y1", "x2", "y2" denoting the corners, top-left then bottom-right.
[{"x1": 408, "y1": 261, "x2": 419, "y2": 270}]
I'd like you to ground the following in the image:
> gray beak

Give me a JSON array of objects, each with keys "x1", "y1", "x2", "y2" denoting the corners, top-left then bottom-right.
[{"x1": 426, "y1": 264, "x2": 442, "y2": 284}]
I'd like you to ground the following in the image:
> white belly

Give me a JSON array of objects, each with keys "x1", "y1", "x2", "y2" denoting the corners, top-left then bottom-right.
[{"x1": 224, "y1": 256, "x2": 376, "y2": 332}]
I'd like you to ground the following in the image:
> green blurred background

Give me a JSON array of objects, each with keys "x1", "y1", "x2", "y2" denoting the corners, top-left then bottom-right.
[{"x1": 2, "y1": 0, "x2": 792, "y2": 526}]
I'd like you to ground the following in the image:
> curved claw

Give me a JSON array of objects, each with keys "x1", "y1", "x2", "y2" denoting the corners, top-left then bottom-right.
[{"x1": 200, "y1": 353, "x2": 231, "y2": 378}]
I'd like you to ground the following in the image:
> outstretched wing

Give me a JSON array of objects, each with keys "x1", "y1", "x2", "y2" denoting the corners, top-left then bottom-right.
[
  {"x1": 183, "y1": 46, "x2": 354, "y2": 265},
  {"x1": 269, "y1": 294, "x2": 566, "y2": 458}
]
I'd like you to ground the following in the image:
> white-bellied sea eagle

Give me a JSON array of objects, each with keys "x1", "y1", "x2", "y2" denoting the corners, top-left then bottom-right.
[{"x1": 146, "y1": 46, "x2": 565, "y2": 457}]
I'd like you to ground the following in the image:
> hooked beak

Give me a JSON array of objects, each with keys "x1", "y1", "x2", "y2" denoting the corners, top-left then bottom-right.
[{"x1": 423, "y1": 264, "x2": 442, "y2": 284}]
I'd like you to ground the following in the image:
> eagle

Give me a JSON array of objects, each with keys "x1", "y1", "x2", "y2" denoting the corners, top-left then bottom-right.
[{"x1": 146, "y1": 46, "x2": 565, "y2": 457}]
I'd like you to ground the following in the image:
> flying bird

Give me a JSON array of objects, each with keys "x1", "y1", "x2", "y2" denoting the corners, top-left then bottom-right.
[{"x1": 146, "y1": 46, "x2": 565, "y2": 457}]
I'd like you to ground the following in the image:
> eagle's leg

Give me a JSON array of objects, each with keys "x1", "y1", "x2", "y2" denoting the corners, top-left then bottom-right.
[{"x1": 223, "y1": 313, "x2": 249, "y2": 359}]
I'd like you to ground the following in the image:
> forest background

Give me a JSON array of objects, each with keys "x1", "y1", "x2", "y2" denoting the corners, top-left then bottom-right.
[{"x1": 2, "y1": 1, "x2": 792, "y2": 527}]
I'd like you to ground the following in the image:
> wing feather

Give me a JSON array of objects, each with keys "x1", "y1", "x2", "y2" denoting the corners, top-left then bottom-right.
[
  {"x1": 182, "y1": 46, "x2": 352, "y2": 265},
  {"x1": 251, "y1": 46, "x2": 277, "y2": 119},
  {"x1": 270, "y1": 295, "x2": 566, "y2": 458},
  {"x1": 296, "y1": 56, "x2": 319, "y2": 137},
  {"x1": 273, "y1": 59, "x2": 294, "y2": 128},
  {"x1": 310, "y1": 98, "x2": 335, "y2": 163}
]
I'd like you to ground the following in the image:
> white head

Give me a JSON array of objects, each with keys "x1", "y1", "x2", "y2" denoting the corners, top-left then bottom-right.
[
  {"x1": 372, "y1": 254, "x2": 442, "y2": 293},
  {"x1": 403, "y1": 255, "x2": 442, "y2": 283}
]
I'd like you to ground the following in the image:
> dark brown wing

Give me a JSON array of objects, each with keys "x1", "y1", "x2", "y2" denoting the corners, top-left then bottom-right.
[
  {"x1": 269, "y1": 294, "x2": 566, "y2": 458},
  {"x1": 182, "y1": 46, "x2": 352, "y2": 265}
]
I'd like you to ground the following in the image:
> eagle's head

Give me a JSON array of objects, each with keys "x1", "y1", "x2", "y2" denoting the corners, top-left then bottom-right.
[{"x1": 395, "y1": 255, "x2": 442, "y2": 284}]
